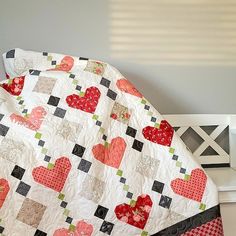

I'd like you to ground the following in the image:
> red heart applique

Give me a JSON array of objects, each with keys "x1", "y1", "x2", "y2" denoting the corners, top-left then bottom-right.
[
  {"x1": 66, "y1": 86, "x2": 101, "y2": 114},
  {"x1": 92, "y1": 137, "x2": 126, "y2": 169},
  {"x1": 142, "y1": 120, "x2": 174, "y2": 147},
  {"x1": 171, "y1": 168, "x2": 207, "y2": 202},
  {"x1": 53, "y1": 220, "x2": 93, "y2": 236},
  {"x1": 1, "y1": 75, "x2": 25, "y2": 96},
  {"x1": 49, "y1": 56, "x2": 74, "y2": 72},
  {"x1": 116, "y1": 79, "x2": 142, "y2": 98},
  {"x1": 0, "y1": 178, "x2": 10, "y2": 208},
  {"x1": 115, "y1": 194, "x2": 153, "y2": 230},
  {"x1": 32, "y1": 157, "x2": 71, "y2": 192},
  {"x1": 10, "y1": 106, "x2": 47, "y2": 131}
]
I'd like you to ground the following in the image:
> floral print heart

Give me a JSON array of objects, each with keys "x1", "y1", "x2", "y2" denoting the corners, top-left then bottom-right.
[
  {"x1": 66, "y1": 86, "x2": 101, "y2": 114},
  {"x1": 32, "y1": 157, "x2": 71, "y2": 192},
  {"x1": 10, "y1": 106, "x2": 47, "y2": 131},
  {"x1": 92, "y1": 137, "x2": 126, "y2": 169},
  {"x1": 115, "y1": 194, "x2": 152, "y2": 230},
  {"x1": 53, "y1": 220, "x2": 93, "y2": 236},
  {"x1": 1, "y1": 75, "x2": 25, "y2": 96},
  {"x1": 0, "y1": 178, "x2": 10, "y2": 208},
  {"x1": 116, "y1": 79, "x2": 142, "y2": 98},
  {"x1": 171, "y1": 168, "x2": 207, "y2": 202},
  {"x1": 49, "y1": 56, "x2": 74, "y2": 72},
  {"x1": 142, "y1": 120, "x2": 174, "y2": 147}
]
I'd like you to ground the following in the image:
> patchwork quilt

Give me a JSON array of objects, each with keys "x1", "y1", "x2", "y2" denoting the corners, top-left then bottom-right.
[{"x1": 0, "y1": 48, "x2": 223, "y2": 236}]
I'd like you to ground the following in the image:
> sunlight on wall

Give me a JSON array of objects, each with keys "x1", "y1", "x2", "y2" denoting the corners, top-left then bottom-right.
[{"x1": 109, "y1": 0, "x2": 236, "y2": 65}]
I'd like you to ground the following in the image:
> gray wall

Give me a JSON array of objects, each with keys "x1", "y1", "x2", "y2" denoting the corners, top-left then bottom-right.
[{"x1": 0, "y1": 0, "x2": 235, "y2": 114}]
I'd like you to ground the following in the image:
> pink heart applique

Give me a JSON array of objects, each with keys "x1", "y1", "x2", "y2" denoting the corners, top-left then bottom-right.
[
  {"x1": 115, "y1": 194, "x2": 152, "y2": 230},
  {"x1": 142, "y1": 120, "x2": 174, "y2": 147},
  {"x1": 0, "y1": 178, "x2": 10, "y2": 208},
  {"x1": 32, "y1": 157, "x2": 71, "y2": 192},
  {"x1": 66, "y1": 86, "x2": 101, "y2": 114},
  {"x1": 92, "y1": 137, "x2": 126, "y2": 169},
  {"x1": 1, "y1": 75, "x2": 25, "y2": 96},
  {"x1": 49, "y1": 56, "x2": 74, "y2": 72},
  {"x1": 116, "y1": 79, "x2": 142, "y2": 98},
  {"x1": 53, "y1": 220, "x2": 93, "y2": 236},
  {"x1": 10, "y1": 106, "x2": 47, "y2": 131},
  {"x1": 171, "y1": 168, "x2": 207, "y2": 202}
]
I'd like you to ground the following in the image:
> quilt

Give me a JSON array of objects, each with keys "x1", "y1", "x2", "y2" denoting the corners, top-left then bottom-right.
[{"x1": 0, "y1": 48, "x2": 223, "y2": 236}]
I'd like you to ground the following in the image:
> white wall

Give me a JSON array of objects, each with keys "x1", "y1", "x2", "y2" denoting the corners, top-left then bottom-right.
[
  {"x1": 0, "y1": 0, "x2": 236, "y2": 115},
  {"x1": 221, "y1": 204, "x2": 236, "y2": 236}
]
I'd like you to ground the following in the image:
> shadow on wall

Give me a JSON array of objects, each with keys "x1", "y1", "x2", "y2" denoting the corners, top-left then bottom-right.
[{"x1": 122, "y1": 71, "x2": 184, "y2": 114}]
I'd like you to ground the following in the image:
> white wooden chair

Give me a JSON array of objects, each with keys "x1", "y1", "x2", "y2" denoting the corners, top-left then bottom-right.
[{"x1": 164, "y1": 114, "x2": 236, "y2": 203}]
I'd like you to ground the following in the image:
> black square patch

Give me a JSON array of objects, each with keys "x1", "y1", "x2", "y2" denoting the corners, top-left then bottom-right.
[
  {"x1": 132, "y1": 139, "x2": 144, "y2": 152},
  {"x1": 0, "y1": 226, "x2": 4, "y2": 233},
  {"x1": 60, "y1": 201, "x2": 68, "y2": 208},
  {"x1": 94, "y1": 205, "x2": 109, "y2": 219},
  {"x1": 78, "y1": 159, "x2": 92, "y2": 173},
  {"x1": 54, "y1": 107, "x2": 66, "y2": 118},
  {"x1": 11, "y1": 165, "x2": 25, "y2": 180},
  {"x1": 126, "y1": 126, "x2": 137, "y2": 138},
  {"x1": 66, "y1": 216, "x2": 73, "y2": 224},
  {"x1": 44, "y1": 155, "x2": 51, "y2": 162},
  {"x1": 100, "y1": 77, "x2": 111, "y2": 88},
  {"x1": 100, "y1": 221, "x2": 114, "y2": 235},
  {"x1": 180, "y1": 168, "x2": 186, "y2": 174},
  {"x1": 172, "y1": 155, "x2": 178, "y2": 161},
  {"x1": 34, "y1": 229, "x2": 47, "y2": 236},
  {"x1": 151, "y1": 117, "x2": 156, "y2": 122},
  {"x1": 152, "y1": 180, "x2": 164, "y2": 194},
  {"x1": 0, "y1": 124, "x2": 9, "y2": 136},
  {"x1": 159, "y1": 195, "x2": 172, "y2": 209},
  {"x1": 72, "y1": 144, "x2": 86, "y2": 157},
  {"x1": 126, "y1": 192, "x2": 133, "y2": 199},
  {"x1": 47, "y1": 96, "x2": 60, "y2": 106},
  {"x1": 107, "y1": 89, "x2": 117, "y2": 100},
  {"x1": 120, "y1": 177, "x2": 126, "y2": 184},
  {"x1": 29, "y1": 70, "x2": 41, "y2": 76},
  {"x1": 16, "y1": 181, "x2": 31, "y2": 196},
  {"x1": 6, "y1": 49, "x2": 15, "y2": 58},
  {"x1": 0, "y1": 114, "x2": 4, "y2": 121},
  {"x1": 38, "y1": 140, "x2": 45, "y2": 147}
]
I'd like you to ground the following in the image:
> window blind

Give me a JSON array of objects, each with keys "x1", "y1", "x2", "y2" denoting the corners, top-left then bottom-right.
[{"x1": 110, "y1": 0, "x2": 236, "y2": 65}]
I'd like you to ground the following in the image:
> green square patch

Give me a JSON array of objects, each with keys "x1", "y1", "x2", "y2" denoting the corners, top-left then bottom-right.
[
  {"x1": 141, "y1": 231, "x2": 148, "y2": 236},
  {"x1": 116, "y1": 169, "x2": 123, "y2": 176},
  {"x1": 47, "y1": 55, "x2": 52, "y2": 61},
  {"x1": 92, "y1": 114, "x2": 99, "y2": 120},
  {"x1": 35, "y1": 132, "x2": 42, "y2": 139},
  {"x1": 199, "y1": 203, "x2": 206, "y2": 211},
  {"x1": 130, "y1": 199, "x2": 136, "y2": 207},
  {"x1": 99, "y1": 127, "x2": 105, "y2": 134},
  {"x1": 69, "y1": 224, "x2": 76, "y2": 231},
  {"x1": 47, "y1": 163, "x2": 54, "y2": 170},
  {"x1": 141, "y1": 99, "x2": 147, "y2": 104},
  {"x1": 58, "y1": 193, "x2": 65, "y2": 200},
  {"x1": 154, "y1": 123, "x2": 160, "y2": 128},
  {"x1": 176, "y1": 161, "x2": 182, "y2": 167},
  {"x1": 169, "y1": 147, "x2": 175, "y2": 154},
  {"x1": 123, "y1": 184, "x2": 129, "y2": 191},
  {"x1": 72, "y1": 79, "x2": 78, "y2": 85},
  {"x1": 63, "y1": 209, "x2": 70, "y2": 216},
  {"x1": 41, "y1": 148, "x2": 48, "y2": 154},
  {"x1": 184, "y1": 174, "x2": 190, "y2": 180},
  {"x1": 79, "y1": 91, "x2": 85, "y2": 97}
]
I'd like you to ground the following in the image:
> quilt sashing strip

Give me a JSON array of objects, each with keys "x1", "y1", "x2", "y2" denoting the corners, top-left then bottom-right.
[{"x1": 0, "y1": 48, "x2": 223, "y2": 236}]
